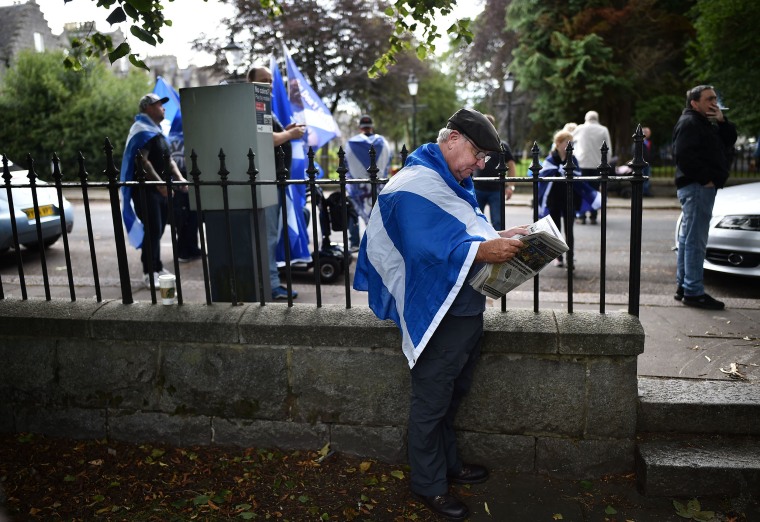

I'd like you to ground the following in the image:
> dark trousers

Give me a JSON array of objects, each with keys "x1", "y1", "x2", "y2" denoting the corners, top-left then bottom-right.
[
  {"x1": 172, "y1": 191, "x2": 201, "y2": 258},
  {"x1": 408, "y1": 313, "x2": 483, "y2": 496},
  {"x1": 547, "y1": 183, "x2": 571, "y2": 234},
  {"x1": 133, "y1": 188, "x2": 168, "y2": 274}
]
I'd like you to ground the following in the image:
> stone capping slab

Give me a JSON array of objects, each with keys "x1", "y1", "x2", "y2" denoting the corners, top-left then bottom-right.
[
  {"x1": 483, "y1": 309, "x2": 559, "y2": 354},
  {"x1": 89, "y1": 301, "x2": 249, "y2": 343},
  {"x1": 239, "y1": 303, "x2": 400, "y2": 348},
  {"x1": 0, "y1": 298, "x2": 107, "y2": 338},
  {"x1": 555, "y1": 310, "x2": 645, "y2": 356},
  {"x1": 0, "y1": 301, "x2": 644, "y2": 359}
]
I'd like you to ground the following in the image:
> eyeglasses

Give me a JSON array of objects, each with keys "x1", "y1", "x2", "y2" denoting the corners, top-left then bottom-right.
[{"x1": 461, "y1": 134, "x2": 491, "y2": 163}]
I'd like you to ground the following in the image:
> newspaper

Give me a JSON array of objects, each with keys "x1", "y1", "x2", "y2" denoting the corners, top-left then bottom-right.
[{"x1": 469, "y1": 215, "x2": 569, "y2": 299}]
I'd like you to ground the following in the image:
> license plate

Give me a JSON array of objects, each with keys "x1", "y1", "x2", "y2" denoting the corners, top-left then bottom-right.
[{"x1": 23, "y1": 205, "x2": 54, "y2": 220}]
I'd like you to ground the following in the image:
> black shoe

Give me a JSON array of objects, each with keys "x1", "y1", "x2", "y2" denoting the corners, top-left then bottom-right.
[
  {"x1": 682, "y1": 293, "x2": 725, "y2": 310},
  {"x1": 674, "y1": 286, "x2": 684, "y2": 301},
  {"x1": 447, "y1": 463, "x2": 489, "y2": 485},
  {"x1": 178, "y1": 253, "x2": 202, "y2": 263},
  {"x1": 413, "y1": 492, "x2": 469, "y2": 520}
]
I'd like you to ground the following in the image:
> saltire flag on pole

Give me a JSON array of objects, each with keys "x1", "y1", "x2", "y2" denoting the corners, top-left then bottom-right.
[
  {"x1": 270, "y1": 55, "x2": 312, "y2": 264},
  {"x1": 283, "y1": 46, "x2": 341, "y2": 149},
  {"x1": 152, "y1": 77, "x2": 185, "y2": 171}
]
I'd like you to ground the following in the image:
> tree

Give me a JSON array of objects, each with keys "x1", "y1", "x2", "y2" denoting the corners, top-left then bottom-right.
[
  {"x1": 506, "y1": 0, "x2": 695, "y2": 157},
  {"x1": 0, "y1": 50, "x2": 151, "y2": 181},
  {"x1": 195, "y1": 1, "x2": 461, "y2": 152},
  {"x1": 686, "y1": 0, "x2": 760, "y2": 135},
  {"x1": 62, "y1": 0, "x2": 473, "y2": 77},
  {"x1": 197, "y1": 0, "x2": 400, "y2": 115}
]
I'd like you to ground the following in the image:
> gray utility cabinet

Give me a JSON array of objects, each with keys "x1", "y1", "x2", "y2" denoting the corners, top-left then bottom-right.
[{"x1": 181, "y1": 82, "x2": 278, "y2": 302}]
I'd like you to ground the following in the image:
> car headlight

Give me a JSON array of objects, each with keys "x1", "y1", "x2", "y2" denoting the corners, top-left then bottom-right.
[{"x1": 715, "y1": 215, "x2": 760, "y2": 231}]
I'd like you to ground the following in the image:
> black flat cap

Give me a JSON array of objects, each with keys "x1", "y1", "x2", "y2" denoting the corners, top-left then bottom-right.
[{"x1": 446, "y1": 108, "x2": 501, "y2": 152}]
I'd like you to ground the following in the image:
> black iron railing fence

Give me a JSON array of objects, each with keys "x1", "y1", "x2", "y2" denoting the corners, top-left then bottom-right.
[{"x1": 1, "y1": 126, "x2": 649, "y2": 315}]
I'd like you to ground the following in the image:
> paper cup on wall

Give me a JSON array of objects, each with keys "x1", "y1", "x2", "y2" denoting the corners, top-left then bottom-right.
[{"x1": 158, "y1": 274, "x2": 176, "y2": 305}]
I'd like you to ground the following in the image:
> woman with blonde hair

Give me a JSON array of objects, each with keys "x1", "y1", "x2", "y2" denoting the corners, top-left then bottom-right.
[{"x1": 532, "y1": 129, "x2": 600, "y2": 267}]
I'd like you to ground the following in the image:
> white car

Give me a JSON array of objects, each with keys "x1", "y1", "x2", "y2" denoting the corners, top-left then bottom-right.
[
  {"x1": 676, "y1": 182, "x2": 760, "y2": 278},
  {"x1": 0, "y1": 158, "x2": 75, "y2": 253}
]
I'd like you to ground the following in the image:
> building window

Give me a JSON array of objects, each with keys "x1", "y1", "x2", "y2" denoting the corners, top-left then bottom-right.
[{"x1": 34, "y1": 33, "x2": 45, "y2": 53}]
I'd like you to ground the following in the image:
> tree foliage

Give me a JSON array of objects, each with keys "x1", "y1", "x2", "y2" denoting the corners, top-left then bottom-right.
[
  {"x1": 687, "y1": 0, "x2": 760, "y2": 135},
  {"x1": 61, "y1": 0, "x2": 199, "y2": 71},
  {"x1": 372, "y1": 0, "x2": 472, "y2": 77},
  {"x1": 0, "y1": 51, "x2": 151, "y2": 180},
  {"x1": 506, "y1": 0, "x2": 694, "y2": 156},
  {"x1": 63, "y1": 0, "x2": 472, "y2": 78},
  {"x1": 199, "y1": 0, "x2": 400, "y2": 113},
  {"x1": 195, "y1": 0, "x2": 458, "y2": 147}
]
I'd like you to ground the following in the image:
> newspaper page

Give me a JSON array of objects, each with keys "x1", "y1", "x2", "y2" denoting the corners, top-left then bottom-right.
[{"x1": 470, "y1": 215, "x2": 569, "y2": 299}]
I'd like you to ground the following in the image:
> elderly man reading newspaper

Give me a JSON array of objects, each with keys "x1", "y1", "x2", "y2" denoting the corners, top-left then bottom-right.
[{"x1": 353, "y1": 108, "x2": 559, "y2": 521}]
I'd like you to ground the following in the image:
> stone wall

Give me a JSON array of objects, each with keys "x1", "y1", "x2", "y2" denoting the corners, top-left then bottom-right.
[{"x1": 0, "y1": 299, "x2": 644, "y2": 478}]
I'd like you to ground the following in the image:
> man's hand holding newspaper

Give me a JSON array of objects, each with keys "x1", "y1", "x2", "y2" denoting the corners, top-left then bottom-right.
[{"x1": 470, "y1": 215, "x2": 569, "y2": 299}]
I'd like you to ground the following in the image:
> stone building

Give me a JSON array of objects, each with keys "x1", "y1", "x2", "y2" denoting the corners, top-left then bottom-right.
[{"x1": 0, "y1": 0, "x2": 64, "y2": 81}]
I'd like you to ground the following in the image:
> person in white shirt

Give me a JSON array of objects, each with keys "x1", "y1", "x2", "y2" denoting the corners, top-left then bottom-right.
[{"x1": 572, "y1": 110, "x2": 612, "y2": 224}]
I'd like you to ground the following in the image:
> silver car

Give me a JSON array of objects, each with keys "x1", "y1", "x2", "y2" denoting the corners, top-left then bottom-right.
[
  {"x1": 676, "y1": 181, "x2": 760, "y2": 278},
  {"x1": 0, "y1": 159, "x2": 75, "y2": 253}
]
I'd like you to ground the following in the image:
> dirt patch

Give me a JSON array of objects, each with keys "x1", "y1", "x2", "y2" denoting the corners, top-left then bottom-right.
[{"x1": 0, "y1": 433, "x2": 439, "y2": 521}]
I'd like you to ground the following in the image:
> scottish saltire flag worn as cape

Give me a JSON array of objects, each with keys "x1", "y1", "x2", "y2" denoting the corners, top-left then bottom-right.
[
  {"x1": 346, "y1": 133, "x2": 391, "y2": 223},
  {"x1": 353, "y1": 143, "x2": 498, "y2": 369},
  {"x1": 120, "y1": 113, "x2": 163, "y2": 248}
]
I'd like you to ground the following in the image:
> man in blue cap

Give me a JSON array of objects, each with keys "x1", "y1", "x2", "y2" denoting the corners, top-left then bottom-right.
[
  {"x1": 353, "y1": 108, "x2": 528, "y2": 520},
  {"x1": 120, "y1": 93, "x2": 188, "y2": 288}
]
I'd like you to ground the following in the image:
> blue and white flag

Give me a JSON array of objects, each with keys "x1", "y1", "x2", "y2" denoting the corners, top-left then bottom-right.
[
  {"x1": 353, "y1": 143, "x2": 498, "y2": 369},
  {"x1": 270, "y1": 55, "x2": 311, "y2": 263},
  {"x1": 152, "y1": 76, "x2": 181, "y2": 138},
  {"x1": 533, "y1": 154, "x2": 601, "y2": 219},
  {"x1": 284, "y1": 48, "x2": 340, "y2": 149},
  {"x1": 119, "y1": 113, "x2": 163, "y2": 248},
  {"x1": 346, "y1": 133, "x2": 391, "y2": 223},
  {"x1": 153, "y1": 77, "x2": 185, "y2": 171}
]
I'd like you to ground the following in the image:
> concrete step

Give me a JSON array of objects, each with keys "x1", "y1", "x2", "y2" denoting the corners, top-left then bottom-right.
[
  {"x1": 635, "y1": 436, "x2": 760, "y2": 497},
  {"x1": 638, "y1": 377, "x2": 760, "y2": 436}
]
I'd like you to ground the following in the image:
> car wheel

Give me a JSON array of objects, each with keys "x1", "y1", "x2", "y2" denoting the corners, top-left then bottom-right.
[{"x1": 22, "y1": 234, "x2": 61, "y2": 250}]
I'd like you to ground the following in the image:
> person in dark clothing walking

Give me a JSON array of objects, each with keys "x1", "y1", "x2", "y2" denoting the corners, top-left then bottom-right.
[{"x1": 672, "y1": 85, "x2": 737, "y2": 310}]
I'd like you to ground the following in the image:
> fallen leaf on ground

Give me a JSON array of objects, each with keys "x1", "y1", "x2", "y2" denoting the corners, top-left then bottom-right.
[{"x1": 719, "y1": 363, "x2": 748, "y2": 381}]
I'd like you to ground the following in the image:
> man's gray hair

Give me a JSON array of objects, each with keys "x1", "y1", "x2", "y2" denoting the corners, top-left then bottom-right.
[
  {"x1": 437, "y1": 127, "x2": 454, "y2": 144},
  {"x1": 686, "y1": 85, "x2": 713, "y2": 108}
]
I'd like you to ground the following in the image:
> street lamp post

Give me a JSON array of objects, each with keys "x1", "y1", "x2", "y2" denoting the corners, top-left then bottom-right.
[
  {"x1": 222, "y1": 37, "x2": 244, "y2": 81},
  {"x1": 503, "y1": 71, "x2": 515, "y2": 145},
  {"x1": 407, "y1": 73, "x2": 419, "y2": 150}
]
